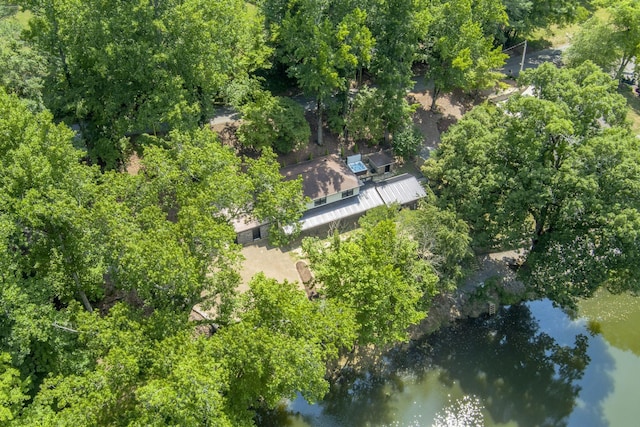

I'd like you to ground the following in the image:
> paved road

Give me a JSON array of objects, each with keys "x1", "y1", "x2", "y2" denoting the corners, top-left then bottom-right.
[{"x1": 501, "y1": 44, "x2": 568, "y2": 78}]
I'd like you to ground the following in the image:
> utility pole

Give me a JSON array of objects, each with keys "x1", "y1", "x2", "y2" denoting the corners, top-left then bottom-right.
[{"x1": 520, "y1": 39, "x2": 527, "y2": 73}]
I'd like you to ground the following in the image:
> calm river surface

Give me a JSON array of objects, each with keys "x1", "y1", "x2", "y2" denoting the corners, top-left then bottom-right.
[{"x1": 271, "y1": 290, "x2": 640, "y2": 426}]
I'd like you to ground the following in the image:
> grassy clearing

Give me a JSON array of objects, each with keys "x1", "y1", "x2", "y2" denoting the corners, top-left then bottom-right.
[{"x1": 529, "y1": 8, "x2": 610, "y2": 49}]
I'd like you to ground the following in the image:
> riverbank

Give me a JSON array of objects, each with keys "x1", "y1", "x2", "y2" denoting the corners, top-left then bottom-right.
[
  {"x1": 321, "y1": 250, "x2": 533, "y2": 386},
  {"x1": 409, "y1": 250, "x2": 531, "y2": 339}
]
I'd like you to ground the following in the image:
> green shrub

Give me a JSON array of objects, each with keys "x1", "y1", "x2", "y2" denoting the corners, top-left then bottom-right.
[{"x1": 392, "y1": 125, "x2": 423, "y2": 160}]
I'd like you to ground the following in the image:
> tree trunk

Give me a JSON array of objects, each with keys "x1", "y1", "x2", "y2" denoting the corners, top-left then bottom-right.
[
  {"x1": 615, "y1": 56, "x2": 631, "y2": 82},
  {"x1": 430, "y1": 86, "x2": 441, "y2": 111},
  {"x1": 74, "y1": 272, "x2": 94, "y2": 313},
  {"x1": 530, "y1": 206, "x2": 549, "y2": 253},
  {"x1": 342, "y1": 88, "x2": 350, "y2": 142},
  {"x1": 317, "y1": 97, "x2": 324, "y2": 146}
]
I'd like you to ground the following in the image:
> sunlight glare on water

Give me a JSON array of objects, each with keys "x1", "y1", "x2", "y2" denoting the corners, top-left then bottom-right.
[{"x1": 432, "y1": 395, "x2": 484, "y2": 427}]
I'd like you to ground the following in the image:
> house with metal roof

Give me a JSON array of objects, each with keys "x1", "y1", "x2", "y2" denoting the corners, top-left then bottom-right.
[
  {"x1": 293, "y1": 173, "x2": 426, "y2": 235},
  {"x1": 233, "y1": 154, "x2": 426, "y2": 244}
]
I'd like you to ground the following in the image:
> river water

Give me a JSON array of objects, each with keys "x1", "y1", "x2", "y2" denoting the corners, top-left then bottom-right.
[{"x1": 271, "y1": 290, "x2": 640, "y2": 426}]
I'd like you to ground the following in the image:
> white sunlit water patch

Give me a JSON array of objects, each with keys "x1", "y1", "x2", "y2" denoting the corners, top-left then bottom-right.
[{"x1": 432, "y1": 395, "x2": 485, "y2": 427}]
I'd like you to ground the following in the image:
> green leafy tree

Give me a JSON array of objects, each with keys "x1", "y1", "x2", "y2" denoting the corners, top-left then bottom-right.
[
  {"x1": 0, "y1": 6, "x2": 46, "y2": 111},
  {"x1": 425, "y1": 0, "x2": 508, "y2": 111},
  {"x1": 423, "y1": 62, "x2": 640, "y2": 306},
  {"x1": 501, "y1": 0, "x2": 592, "y2": 42},
  {"x1": 17, "y1": 304, "x2": 218, "y2": 426},
  {"x1": 303, "y1": 209, "x2": 439, "y2": 346},
  {"x1": 20, "y1": 0, "x2": 271, "y2": 167},
  {"x1": 214, "y1": 273, "x2": 357, "y2": 423},
  {"x1": 0, "y1": 90, "x2": 104, "y2": 398},
  {"x1": 399, "y1": 198, "x2": 474, "y2": 288},
  {"x1": 565, "y1": 0, "x2": 640, "y2": 81},
  {"x1": 345, "y1": 86, "x2": 386, "y2": 143},
  {"x1": 238, "y1": 93, "x2": 310, "y2": 154},
  {"x1": 367, "y1": 0, "x2": 428, "y2": 137},
  {"x1": 392, "y1": 124, "x2": 423, "y2": 160},
  {"x1": 0, "y1": 353, "x2": 29, "y2": 424},
  {"x1": 246, "y1": 148, "x2": 307, "y2": 245},
  {"x1": 98, "y1": 129, "x2": 304, "y2": 311},
  {"x1": 278, "y1": 1, "x2": 374, "y2": 145}
]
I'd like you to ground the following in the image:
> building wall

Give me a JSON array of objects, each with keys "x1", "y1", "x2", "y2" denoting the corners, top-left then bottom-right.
[
  {"x1": 236, "y1": 224, "x2": 270, "y2": 245},
  {"x1": 306, "y1": 185, "x2": 360, "y2": 210}
]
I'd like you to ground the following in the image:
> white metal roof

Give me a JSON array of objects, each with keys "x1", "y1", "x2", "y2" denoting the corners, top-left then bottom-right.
[
  {"x1": 376, "y1": 174, "x2": 427, "y2": 206},
  {"x1": 298, "y1": 185, "x2": 384, "y2": 231},
  {"x1": 282, "y1": 174, "x2": 427, "y2": 235}
]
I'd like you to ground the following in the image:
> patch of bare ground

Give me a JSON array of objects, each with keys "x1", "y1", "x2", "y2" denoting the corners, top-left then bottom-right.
[
  {"x1": 239, "y1": 243, "x2": 303, "y2": 292},
  {"x1": 125, "y1": 151, "x2": 143, "y2": 175},
  {"x1": 210, "y1": 120, "x2": 243, "y2": 153},
  {"x1": 408, "y1": 87, "x2": 484, "y2": 142}
]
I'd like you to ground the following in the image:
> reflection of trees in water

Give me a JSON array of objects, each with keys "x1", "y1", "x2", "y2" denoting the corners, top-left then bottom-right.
[
  {"x1": 260, "y1": 303, "x2": 591, "y2": 426},
  {"x1": 323, "y1": 304, "x2": 589, "y2": 427},
  {"x1": 426, "y1": 303, "x2": 590, "y2": 427},
  {"x1": 315, "y1": 370, "x2": 402, "y2": 426}
]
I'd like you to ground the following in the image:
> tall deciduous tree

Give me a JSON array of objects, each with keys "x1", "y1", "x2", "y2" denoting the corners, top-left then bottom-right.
[
  {"x1": 424, "y1": 62, "x2": 640, "y2": 306},
  {"x1": 214, "y1": 273, "x2": 357, "y2": 423},
  {"x1": 246, "y1": 147, "x2": 307, "y2": 246},
  {"x1": 425, "y1": 0, "x2": 507, "y2": 111},
  {"x1": 303, "y1": 209, "x2": 439, "y2": 346},
  {"x1": 565, "y1": 0, "x2": 640, "y2": 81},
  {"x1": 1, "y1": 90, "x2": 307, "y2": 422},
  {"x1": 0, "y1": 88, "x2": 105, "y2": 405},
  {"x1": 20, "y1": 0, "x2": 271, "y2": 167},
  {"x1": 367, "y1": 0, "x2": 427, "y2": 137},
  {"x1": 0, "y1": 6, "x2": 46, "y2": 111},
  {"x1": 278, "y1": 0, "x2": 373, "y2": 145},
  {"x1": 399, "y1": 199, "x2": 474, "y2": 289},
  {"x1": 237, "y1": 93, "x2": 310, "y2": 154}
]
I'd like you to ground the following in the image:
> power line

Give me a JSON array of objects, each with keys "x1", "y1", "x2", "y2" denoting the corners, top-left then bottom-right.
[{"x1": 502, "y1": 40, "x2": 527, "y2": 53}]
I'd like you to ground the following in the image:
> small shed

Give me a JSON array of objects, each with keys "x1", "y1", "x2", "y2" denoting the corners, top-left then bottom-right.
[
  {"x1": 367, "y1": 151, "x2": 395, "y2": 175},
  {"x1": 232, "y1": 215, "x2": 270, "y2": 245}
]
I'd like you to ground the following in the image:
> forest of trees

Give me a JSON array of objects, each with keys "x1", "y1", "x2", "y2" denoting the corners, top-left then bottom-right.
[{"x1": 1, "y1": 0, "x2": 640, "y2": 425}]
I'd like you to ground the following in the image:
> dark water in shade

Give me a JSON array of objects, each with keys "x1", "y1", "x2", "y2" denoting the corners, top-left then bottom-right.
[{"x1": 269, "y1": 291, "x2": 640, "y2": 426}]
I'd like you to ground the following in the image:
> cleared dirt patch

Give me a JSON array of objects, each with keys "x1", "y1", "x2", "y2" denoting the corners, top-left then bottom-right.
[{"x1": 239, "y1": 243, "x2": 304, "y2": 292}]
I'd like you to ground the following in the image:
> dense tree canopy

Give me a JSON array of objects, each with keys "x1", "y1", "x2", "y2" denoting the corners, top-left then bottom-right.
[
  {"x1": 303, "y1": 208, "x2": 440, "y2": 346},
  {"x1": 0, "y1": 91, "x2": 310, "y2": 424},
  {"x1": 424, "y1": 62, "x2": 640, "y2": 306},
  {"x1": 0, "y1": 6, "x2": 46, "y2": 111},
  {"x1": 276, "y1": 0, "x2": 374, "y2": 145},
  {"x1": 399, "y1": 198, "x2": 474, "y2": 288},
  {"x1": 19, "y1": 0, "x2": 271, "y2": 167},
  {"x1": 3, "y1": 0, "x2": 638, "y2": 424},
  {"x1": 237, "y1": 93, "x2": 310, "y2": 154}
]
